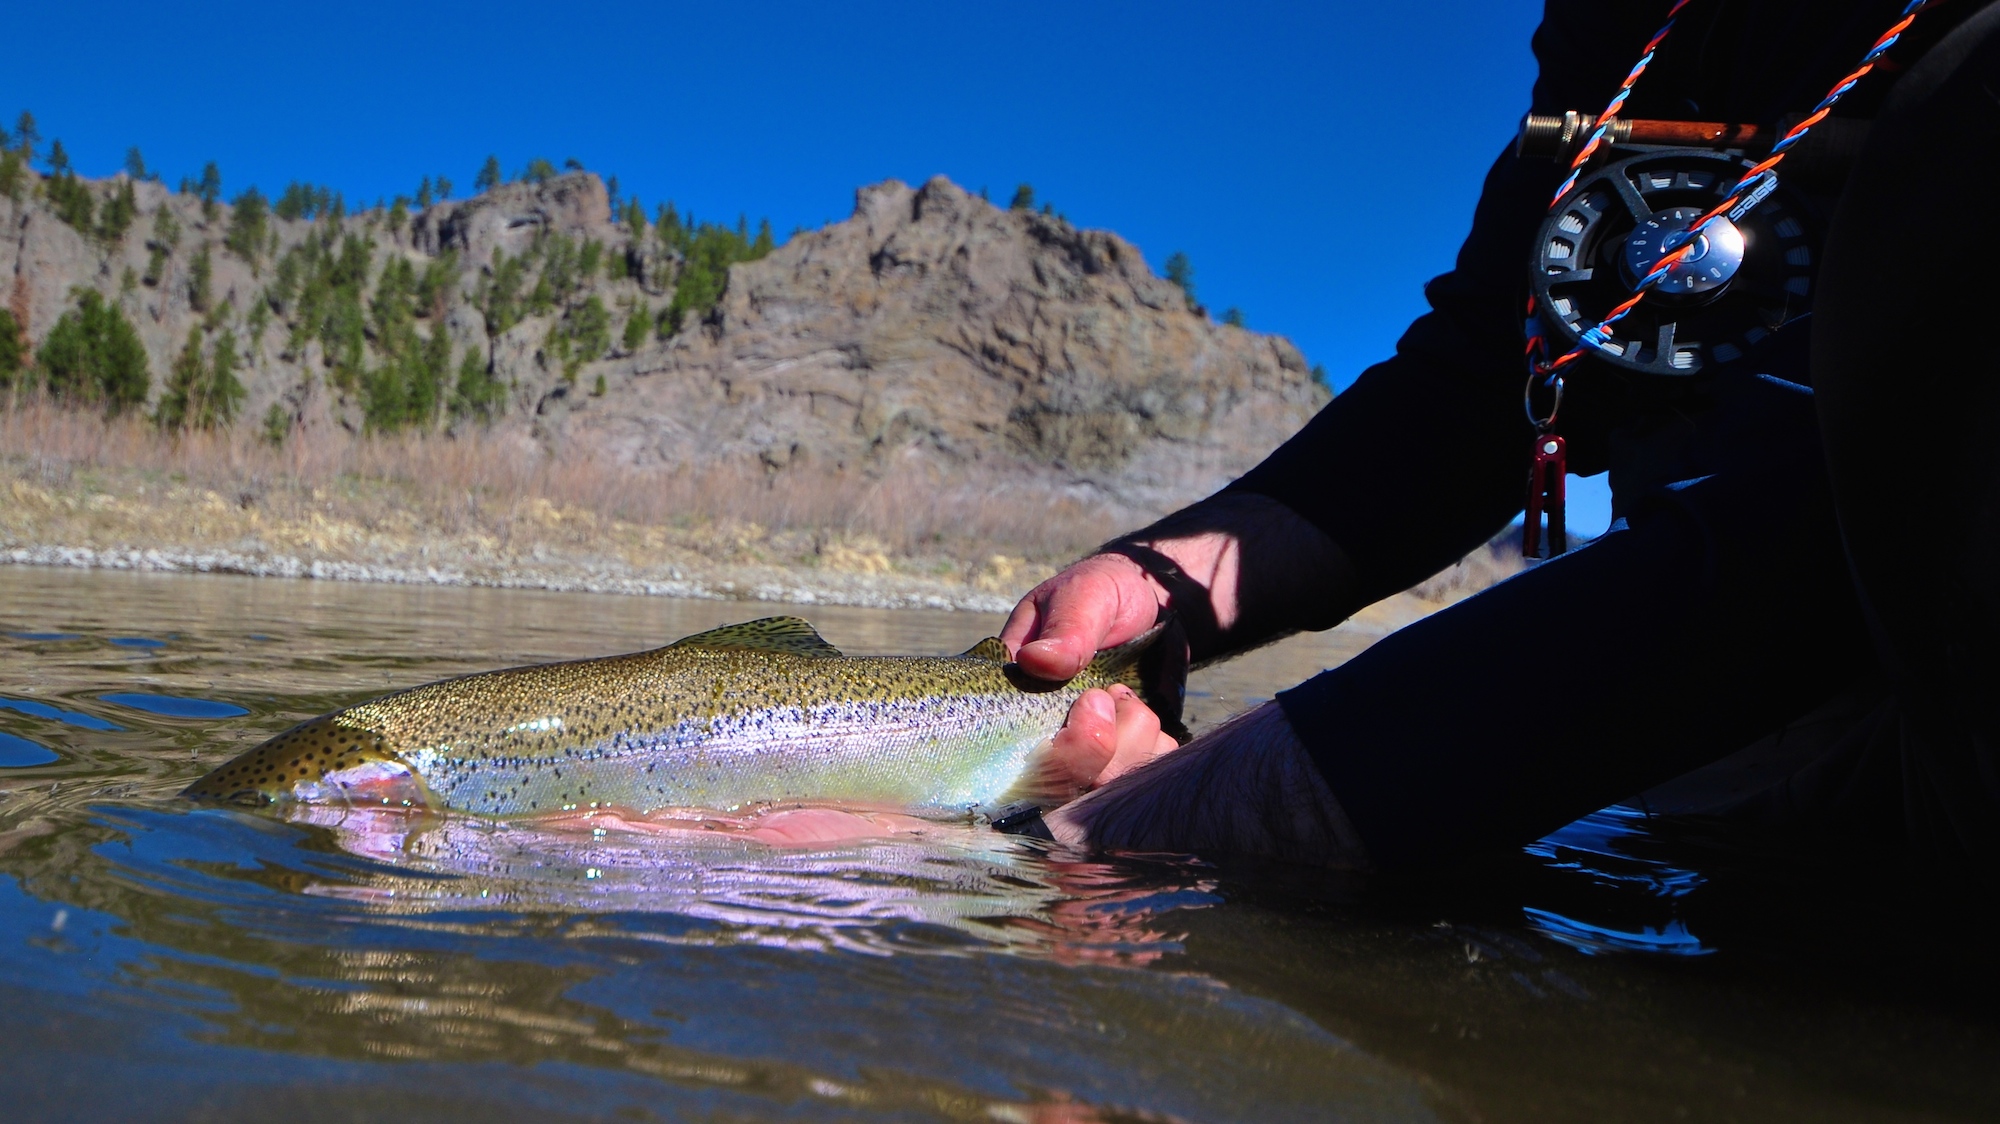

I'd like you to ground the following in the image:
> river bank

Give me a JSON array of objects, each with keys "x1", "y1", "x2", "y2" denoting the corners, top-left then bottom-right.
[{"x1": 1, "y1": 399, "x2": 1521, "y2": 616}]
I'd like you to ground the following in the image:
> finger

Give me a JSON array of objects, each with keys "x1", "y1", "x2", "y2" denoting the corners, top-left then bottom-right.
[
  {"x1": 1100, "y1": 687, "x2": 1176, "y2": 784},
  {"x1": 746, "y1": 808, "x2": 916, "y2": 846},
  {"x1": 1016, "y1": 557, "x2": 1160, "y2": 681},
  {"x1": 1046, "y1": 689, "x2": 1118, "y2": 790},
  {"x1": 999, "y1": 592, "x2": 1044, "y2": 653}
]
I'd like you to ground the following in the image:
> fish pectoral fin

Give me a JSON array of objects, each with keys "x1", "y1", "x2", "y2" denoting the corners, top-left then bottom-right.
[
  {"x1": 958, "y1": 637, "x2": 1010, "y2": 662},
  {"x1": 991, "y1": 736, "x2": 1091, "y2": 812},
  {"x1": 668, "y1": 616, "x2": 843, "y2": 658}
]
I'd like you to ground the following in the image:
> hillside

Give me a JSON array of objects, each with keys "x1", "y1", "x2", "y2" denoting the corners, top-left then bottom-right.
[
  {"x1": 0, "y1": 156, "x2": 1414, "y2": 609},
  {"x1": 3, "y1": 167, "x2": 1326, "y2": 517}
]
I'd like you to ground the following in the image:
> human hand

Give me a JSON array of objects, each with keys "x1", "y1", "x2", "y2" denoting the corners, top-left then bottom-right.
[
  {"x1": 1000, "y1": 553, "x2": 1168, "y2": 683},
  {"x1": 1041, "y1": 683, "x2": 1180, "y2": 792}
]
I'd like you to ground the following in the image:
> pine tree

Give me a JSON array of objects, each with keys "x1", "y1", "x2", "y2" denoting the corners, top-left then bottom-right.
[
  {"x1": 45, "y1": 138, "x2": 68, "y2": 176},
  {"x1": 38, "y1": 289, "x2": 150, "y2": 411},
  {"x1": 436, "y1": 175, "x2": 453, "y2": 200},
  {"x1": 476, "y1": 155, "x2": 501, "y2": 193},
  {"x1": 1221, "y1": 307, "x2": 1245, "y2": 327},
  {"x1": 156, "y1": 326, "x2": 207, "y2": 430},
  {"x1": 622, "y1": 299, "x2": 650, "y2": 351},
  {"x1": 275, "y1": 182, "x2": 311, "y2": 220},
  {"x1": 98, "y1": 179, "x2": 138, "y2": 242},
  {"x1": 415, "y1": 176, "x2": 433, "y2": 210},
  {"x1": 521, "y1": 158, "x2": 557, "y2": 185},
  {"x1": 0, "y1": 308, "x2": 24, "y2": 387},
  {"x1": 44, "y1": 163, "x2": 94, "y2": 232},
  {"x1": 189, "y1": 244, "x2": 214, "y2": 312},
  {"x1": 1009, "y1": 184, "x2": 1034, "y2": 211},
  {"x1": 0, "y1": 151, "x2": 24, "y2": 201},
  {"x1": 247, "y1": 298, "x2": 270, "y2": 349},
  {"x1": 563, "y1": 295, "x2": 611, "y2": 380},
  {"x1": 144, "y1": 206, "x2": 179, "y2": 287},
  {"x1": 752, "y1": 218, "x2": 774, "y2": 258},
  {"x1": 197, "y1": 162, "x2": 223, "y2": 220},
  {"x1": 226, "y1": 187, "x2": 270, "y2": 269},
  {"x1": 1164, "y1": 252, "x2": 1196, "y2": 310},
  {"x1": 124, "y1": 146, "x2": 152, "y2": 181},
  {"x1": 450, "y1": 343, "x2": 504, "y2": 422},
  {"x1": 11, "y1": 111, "x2": 37, "y2": 160},
  {"x1": 205, "y1": 327, "x2": 245, "y2": 426}
]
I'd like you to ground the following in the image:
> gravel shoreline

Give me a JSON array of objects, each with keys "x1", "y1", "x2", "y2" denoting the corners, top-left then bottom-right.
[{"x1": 0, "y1": 543, "x2": 1018, "y2": 612}]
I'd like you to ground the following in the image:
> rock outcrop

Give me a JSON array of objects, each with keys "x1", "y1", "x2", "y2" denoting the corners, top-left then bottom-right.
[{"x1": 2, "y1": 169, "x2": 1327, "y2": 519}]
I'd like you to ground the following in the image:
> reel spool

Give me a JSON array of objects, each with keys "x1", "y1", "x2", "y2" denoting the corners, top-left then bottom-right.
[{"x1": 1528, "y1": 149, "x2": 1819, "y2": 379}]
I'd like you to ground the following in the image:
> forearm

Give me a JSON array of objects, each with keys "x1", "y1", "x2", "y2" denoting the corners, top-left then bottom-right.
[
  {"x1": 1045, "y1": 701, "x2": 1370, "y2": 869},
  {"x1": 1105, "y1": 491, "x2": 1356, "y2": 664}
]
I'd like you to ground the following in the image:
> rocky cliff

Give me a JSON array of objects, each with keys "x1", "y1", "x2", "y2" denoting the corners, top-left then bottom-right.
[{"x1": 2, "y1": 169, "x2": 1327, "y2": 518}]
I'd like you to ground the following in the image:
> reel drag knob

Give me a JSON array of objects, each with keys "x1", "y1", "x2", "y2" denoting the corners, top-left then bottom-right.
[{"x1": 1623, "y1": 206, "x2": 1745, "y2": 299}]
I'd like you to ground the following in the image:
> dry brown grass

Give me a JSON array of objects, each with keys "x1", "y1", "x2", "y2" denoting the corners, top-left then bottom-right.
[
  {"x1": 2, "y1": 396, "x2": 1520, "y2": 607},
  {"x1": 0, "y1": 395, "x2": 1134, "y2": 588}
]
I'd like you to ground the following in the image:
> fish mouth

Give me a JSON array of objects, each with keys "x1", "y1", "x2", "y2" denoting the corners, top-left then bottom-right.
[{"x1": 184, "y1": 717, "x2": 432, "y2": 810}]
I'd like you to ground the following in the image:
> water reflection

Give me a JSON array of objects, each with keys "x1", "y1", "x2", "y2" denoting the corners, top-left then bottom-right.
[
  {"x1": 1519, "y1": 806, "x2": 1714, "y2": 957},
  {"x1": 17, "y1": 800, "x2": 1428, "y2": 1123},
  {"x1": 262, "y1": 803, "x2": 1221, "y2": 963}
]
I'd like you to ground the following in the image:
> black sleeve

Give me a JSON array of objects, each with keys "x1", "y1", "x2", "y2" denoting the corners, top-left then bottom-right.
[{"x1": 1226, "y1": 2, "x2": 1661, "y2": 608}]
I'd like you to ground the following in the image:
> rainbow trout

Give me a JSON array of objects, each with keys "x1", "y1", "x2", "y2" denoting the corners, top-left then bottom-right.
[{"x1": 185, "y1": 617, "x2": 1158, "y2": 820}]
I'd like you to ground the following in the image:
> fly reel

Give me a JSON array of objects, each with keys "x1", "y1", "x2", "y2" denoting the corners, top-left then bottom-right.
[{"x1": 1528, "y1": 149, "x2": 1819, "y2": 379}]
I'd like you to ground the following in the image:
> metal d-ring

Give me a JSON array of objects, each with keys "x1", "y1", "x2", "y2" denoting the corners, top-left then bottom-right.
[{"x1": 1523, "y1": 368, "x2": 1565, "y2": 432}]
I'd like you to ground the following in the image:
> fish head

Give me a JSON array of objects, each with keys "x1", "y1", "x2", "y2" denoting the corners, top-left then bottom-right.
[{"x1": 183, "y1": 717, "x2": 432, "y2": 809}]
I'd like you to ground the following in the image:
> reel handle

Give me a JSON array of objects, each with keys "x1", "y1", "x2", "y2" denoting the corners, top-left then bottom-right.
[
  {"x1": 1517, "y1": 112, "x2": 1869, "y2": 186},
  {"x1": 1517, "y1": 112, "x2": 1765, "y2": 162}
]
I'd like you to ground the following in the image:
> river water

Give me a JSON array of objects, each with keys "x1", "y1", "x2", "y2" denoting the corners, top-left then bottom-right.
[{"x1": 0, "y1": 566, "x2": 1995, "y2": 1122}]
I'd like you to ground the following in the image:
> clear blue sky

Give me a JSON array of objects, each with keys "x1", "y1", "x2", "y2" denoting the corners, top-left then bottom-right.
[{"x1": 3, "y1": 0, "x2": 1615, "y2": 532}]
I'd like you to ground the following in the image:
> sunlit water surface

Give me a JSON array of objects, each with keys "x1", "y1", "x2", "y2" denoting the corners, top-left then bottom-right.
[{"x1": 2, "y1": 567, "x2": 1996, "y2": 1122}]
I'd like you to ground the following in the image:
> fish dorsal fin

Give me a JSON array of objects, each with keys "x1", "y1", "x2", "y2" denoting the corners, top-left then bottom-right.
[
  {"x1": 958, "y1": 637, "x2": 1010, "y2": 662},
  {"x1": 669, "y1": 616, "x2": 843, "y2": 657},
  {"x1": 1081, "y1": 623, "x2": 1163, "y2": 689}
]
